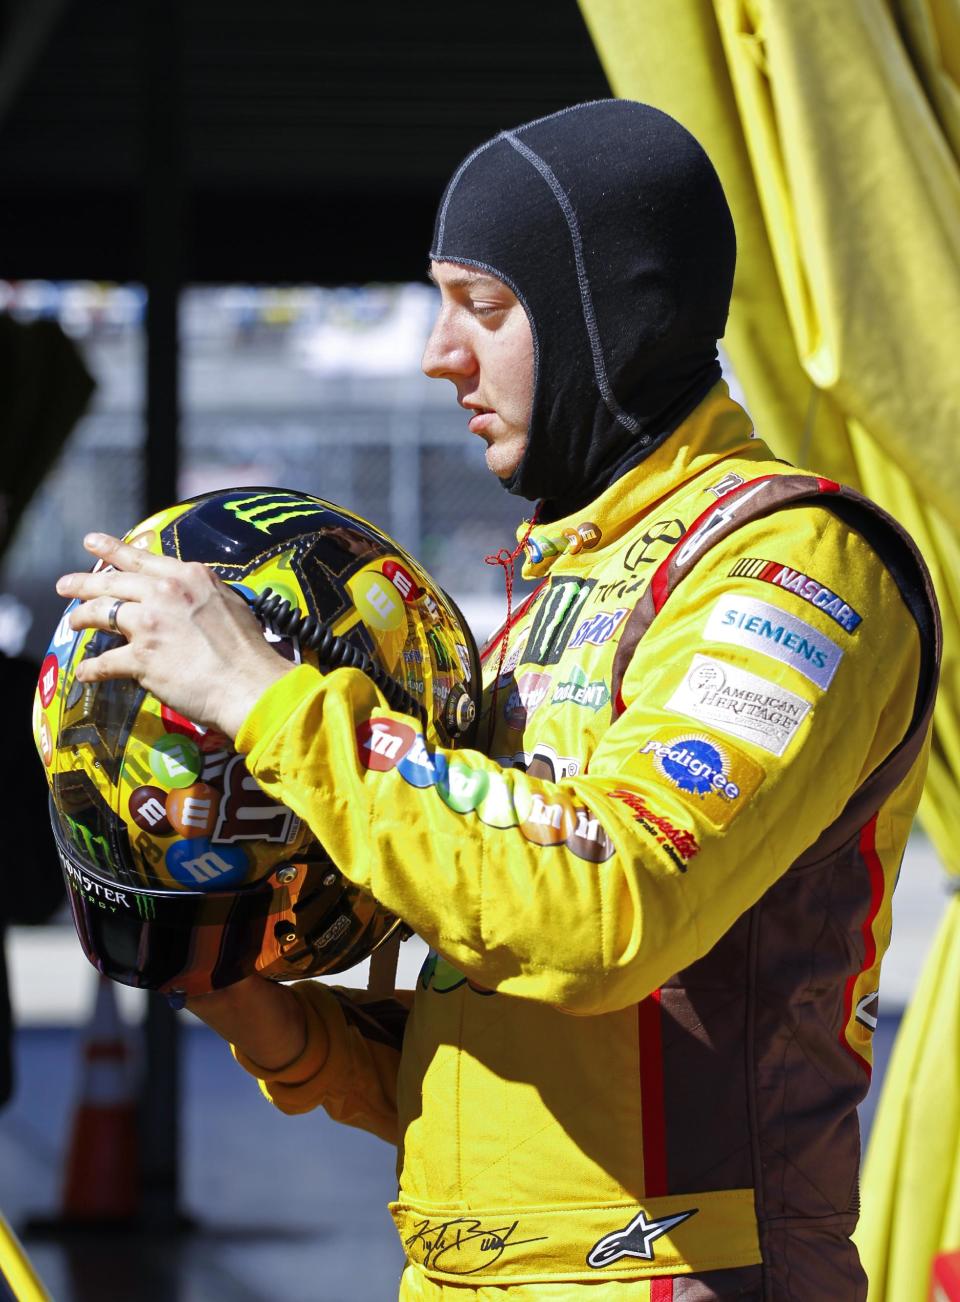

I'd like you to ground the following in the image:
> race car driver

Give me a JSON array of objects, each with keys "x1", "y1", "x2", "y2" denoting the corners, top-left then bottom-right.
[{"x1": 56, "y1": 100, "x2": 939, "y2": 1300}]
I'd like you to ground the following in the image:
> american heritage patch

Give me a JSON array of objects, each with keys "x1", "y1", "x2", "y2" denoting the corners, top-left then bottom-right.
[{"x1": 666, "y1": 655, "x2": 811, "y2": 757}]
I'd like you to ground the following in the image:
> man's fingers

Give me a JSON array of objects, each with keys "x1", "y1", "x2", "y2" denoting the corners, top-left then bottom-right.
[
  {"x1": 82, "y1": 532, "x2": 178, "y2": 578},
  {"x1": 70, "y1": 595, "x2": 140, "y2": 639},
  {"x1": 74, "y1": 642, "x2": 141, "y2": 684},
  {"x1": 57, "y1": 568, "x2": 153, "y2": 603}
]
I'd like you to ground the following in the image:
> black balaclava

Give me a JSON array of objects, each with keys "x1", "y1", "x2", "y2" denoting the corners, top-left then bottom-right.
[{"x1": 429, "y1": 99, "x2": 736, "y2": 522}]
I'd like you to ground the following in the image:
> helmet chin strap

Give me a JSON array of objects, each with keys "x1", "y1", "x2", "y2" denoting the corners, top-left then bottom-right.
[{"x1": 367, "y1": 931, "x2": 402, "y2": 998}]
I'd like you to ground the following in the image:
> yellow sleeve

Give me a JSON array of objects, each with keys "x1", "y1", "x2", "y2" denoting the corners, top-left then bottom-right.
[
  {"x1": 235, "y1": 511, "x2": 920, "y2": 1016},
  {"x1": 231, "y1": 982, "x2": 412, "y2": 1144}
]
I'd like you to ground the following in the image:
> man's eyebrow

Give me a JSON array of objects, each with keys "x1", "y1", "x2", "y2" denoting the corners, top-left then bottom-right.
[{"x1": 425, "y1": 267, "x2": 504, "y2": 292}]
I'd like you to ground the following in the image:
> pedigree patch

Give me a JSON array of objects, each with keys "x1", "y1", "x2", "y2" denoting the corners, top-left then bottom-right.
[{"x1": 623, "y1": 728, "x2": 765, "y2": 829}]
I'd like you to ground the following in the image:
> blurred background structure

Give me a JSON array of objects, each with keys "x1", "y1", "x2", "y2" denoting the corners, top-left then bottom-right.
[
  {"x1": 1, "y1": 1, "x2": 957, "y2": 1299},
  {"x1": 0, "y1": 0, "x2": 613, "y2": 652},
  {"x1": 0, "y1": 280, "x2": 538, "y2": 660}
]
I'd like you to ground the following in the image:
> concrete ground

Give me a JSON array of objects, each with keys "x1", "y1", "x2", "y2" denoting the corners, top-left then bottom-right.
[{"x1": 2, "y1": 1024, "x2": 405, "y2": 1302}]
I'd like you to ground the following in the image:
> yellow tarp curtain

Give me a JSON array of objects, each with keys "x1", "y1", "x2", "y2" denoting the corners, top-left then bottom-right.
[
  {"x1": 0, "y1": 1210, "x2": 49, "y2": 1301},
  {"x1": 577, "y1": 2, "x2": 960, "y2": 1297}
]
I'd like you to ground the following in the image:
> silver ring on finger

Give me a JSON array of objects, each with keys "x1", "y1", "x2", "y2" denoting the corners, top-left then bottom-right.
[{"x1": 107, "y1": 599, "x2": 128, "y2": 635}]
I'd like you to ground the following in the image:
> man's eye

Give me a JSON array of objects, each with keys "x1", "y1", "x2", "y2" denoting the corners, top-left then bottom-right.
[{"x1": 471, "y1": 302, "x2": 505, "y2": 318}]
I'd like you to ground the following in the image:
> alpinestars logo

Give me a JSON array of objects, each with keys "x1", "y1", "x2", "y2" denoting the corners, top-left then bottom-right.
[
  {"x1": 586, "y1": 1207, "x2": 698, "y2": 1268},
  {"x1": 222, "y1": 493, "x2": 328, "y2": 535}
]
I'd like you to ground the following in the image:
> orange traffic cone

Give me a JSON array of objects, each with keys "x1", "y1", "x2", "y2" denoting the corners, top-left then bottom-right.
[{"x1": 59, "y1": 975, "x2": 140, "y2": 1223}]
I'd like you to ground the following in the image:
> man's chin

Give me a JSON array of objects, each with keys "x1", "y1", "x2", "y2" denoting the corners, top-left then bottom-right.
[{"x1": 484, "y1": 440, "x2": 527, "y2": 481}]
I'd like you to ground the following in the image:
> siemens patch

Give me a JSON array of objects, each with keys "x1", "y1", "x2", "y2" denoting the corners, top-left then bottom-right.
[
  {"x1": 729, "y1": 558, "x2": 862, "y2": 633},
  {"x1": 704, "y1": 595, "x2": 843, "y2": 689}
]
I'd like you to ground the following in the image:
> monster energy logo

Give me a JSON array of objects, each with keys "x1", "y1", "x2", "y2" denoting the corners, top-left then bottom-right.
[
  {"x1": 524, "y1": 577, "x2": 595, "y2": 666},
  {"x1": 426, "y1": 628, "x2": 454, "y2": 672},
  {"x1": 64, "y1": 814, "x2": 112, "y2": 871},
  {"x1": 134, "y1": 893, "x2": 157, "y2": 922},
  {"x1": 222, "y1": 493, "x2": 327, "y2": 535},
  {"x1": 60, "y1": 855, "x2": 131, "y2": 910}
]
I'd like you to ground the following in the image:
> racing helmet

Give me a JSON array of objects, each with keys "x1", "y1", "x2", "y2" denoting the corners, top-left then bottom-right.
[{"x1": 33, "y1": 488, "x2": 480, "y2": 996}]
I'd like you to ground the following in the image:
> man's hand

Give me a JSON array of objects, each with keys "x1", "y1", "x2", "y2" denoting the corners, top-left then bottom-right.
[
  {"x1": 56, "y1": 532, "x2": 294, "y2": 740},
  {"x1": 187, "y1": 974, "x2": 311, "y2": 1072}
]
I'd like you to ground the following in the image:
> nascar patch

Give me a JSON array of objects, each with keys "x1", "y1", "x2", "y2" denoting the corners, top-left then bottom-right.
[
  {"x1": 624, "y1": 728, "x2": 765, "y2": 829},
  {"x1": 704, "y1": 594, "x2": 843, "y2": 690},
  {"x1": 728, "y1": 558, "x2": 862, "y2": 633},
  {"x1": 667, "y1": 654, "x2": 811, "y2": 756}
]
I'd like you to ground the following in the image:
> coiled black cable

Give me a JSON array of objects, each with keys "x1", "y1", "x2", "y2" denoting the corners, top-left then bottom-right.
[{"x1": 252, "y1": 587, "x2": 428, "y2": 728}]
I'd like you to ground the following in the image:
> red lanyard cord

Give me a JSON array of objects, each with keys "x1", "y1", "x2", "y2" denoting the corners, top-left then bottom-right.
[{"x1": 482, "y1": 505, "x2": 541, "y2": 751}]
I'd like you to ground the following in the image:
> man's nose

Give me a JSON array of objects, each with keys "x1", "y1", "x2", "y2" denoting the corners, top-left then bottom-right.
[{"x1": 421, "y1": 317, "x2": 475, "y2": 381}]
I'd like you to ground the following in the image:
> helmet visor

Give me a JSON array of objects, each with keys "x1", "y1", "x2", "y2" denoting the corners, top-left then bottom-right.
[{"x1": 52, "y1": 809, "x2": 397, "y2": 993}]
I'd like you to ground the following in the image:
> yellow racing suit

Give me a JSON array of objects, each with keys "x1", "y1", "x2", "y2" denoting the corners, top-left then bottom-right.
[{"x1": 231, "y1": 383, "x2": 939, "y2": 1300}]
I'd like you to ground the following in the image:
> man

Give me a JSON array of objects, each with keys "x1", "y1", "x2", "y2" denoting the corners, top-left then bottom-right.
[{"x1": 56, "y1": 100, "x2": 939, "y2": 1299}]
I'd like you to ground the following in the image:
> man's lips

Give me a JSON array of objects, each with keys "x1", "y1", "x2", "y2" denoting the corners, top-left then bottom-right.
[{"x1": 464, "y1": 405, "x2": 495, "y2": 435}]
